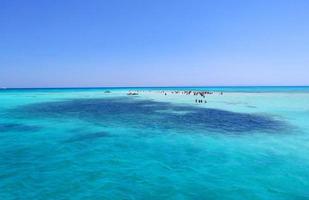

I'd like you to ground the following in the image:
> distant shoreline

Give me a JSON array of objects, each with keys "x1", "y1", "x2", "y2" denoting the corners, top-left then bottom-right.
[{"x1": 2, "y1": 86, "x2": 309, "y2": 93}]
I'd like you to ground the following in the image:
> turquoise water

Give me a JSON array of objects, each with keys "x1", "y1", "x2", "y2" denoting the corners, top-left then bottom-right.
[{"x1": 1, "y1": 87, "x2": 309, "y2": 199}]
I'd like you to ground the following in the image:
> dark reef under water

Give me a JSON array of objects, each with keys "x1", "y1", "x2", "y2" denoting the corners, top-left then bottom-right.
[{"x1": 12, "y1": 97, "x2": 288, "y2": 134}]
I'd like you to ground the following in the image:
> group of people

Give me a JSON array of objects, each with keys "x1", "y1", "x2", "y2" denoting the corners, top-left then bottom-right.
[
  {"x1": 163, "y1": 90, "x2": 214, "y2": 97},
  {"x1": 127, "y1": 92, "x2": 139, "y2": 95},
  {"x1": 159, "y1": 90, "x2": 220, "y2": 104},
  {"x1": 125, "y1": 89, "x2": 224, "y2": 105},
  {"x1": 196, "y1": 99, "x2": 207, "y2": 104}
]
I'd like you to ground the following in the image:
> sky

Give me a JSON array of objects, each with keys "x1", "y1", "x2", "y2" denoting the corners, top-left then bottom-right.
[{"x1": 0, "y1": 0, "x2": 309, "y2": 88}]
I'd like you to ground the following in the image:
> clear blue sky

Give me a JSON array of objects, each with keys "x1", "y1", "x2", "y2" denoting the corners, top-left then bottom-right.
[{"x1": 1, "y1": 0, "x2": 308, "y2": 88}]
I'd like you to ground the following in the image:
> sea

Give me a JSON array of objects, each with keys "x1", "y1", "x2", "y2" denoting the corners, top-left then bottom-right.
[{"x1": 0, "y1": 86, "x2": 309, "y2": 200}]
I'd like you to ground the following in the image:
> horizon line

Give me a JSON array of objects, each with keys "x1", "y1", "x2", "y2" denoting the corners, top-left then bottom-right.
[{"x1": 2, "y1": 85, "x2": 309, "y2": 90}]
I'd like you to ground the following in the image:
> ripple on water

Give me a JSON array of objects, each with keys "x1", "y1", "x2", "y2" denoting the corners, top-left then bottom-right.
[
  {"x1": 64, "y1": 131, "x2": 110, "y2": 143},
  {"x1": 0, "y1": 123, "x2": 41, "y2": 133}
]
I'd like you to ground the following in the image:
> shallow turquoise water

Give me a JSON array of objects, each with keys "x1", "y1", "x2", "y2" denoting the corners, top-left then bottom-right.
[{"x1": 1, "y1": 87, "x2": 309, "y2": 199}]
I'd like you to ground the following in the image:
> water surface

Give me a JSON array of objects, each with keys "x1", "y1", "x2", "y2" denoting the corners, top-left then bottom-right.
[{"x1": 1, "y1": 87, "x2": 309, "y2": 199}]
